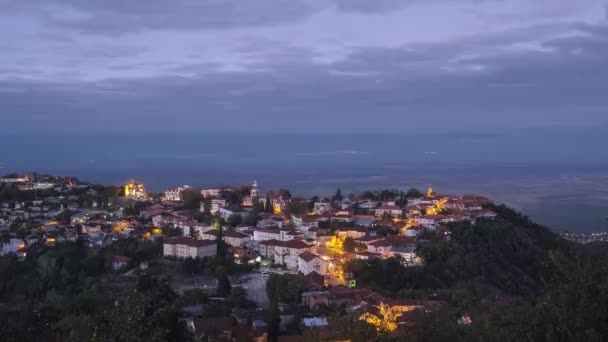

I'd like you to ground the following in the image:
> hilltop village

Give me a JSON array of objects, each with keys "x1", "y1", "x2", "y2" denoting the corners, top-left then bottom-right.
[{"x1": 0, "y1": 173, "x2": 499, "y2": 340}]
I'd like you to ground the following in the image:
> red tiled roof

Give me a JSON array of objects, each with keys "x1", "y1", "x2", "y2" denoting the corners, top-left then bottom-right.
[
  {"x1": 377, "y1": 205, "x2": 401, "y2": 210},
  {"x1": 203, "y1": 230, "x2": 249, "y2": 238},
  {"x1": 281, "y1": 240, "x2": 309, "y2": 249},
  {"x1": 192, "y1": 317, "x2": 235, "y2": 335},
  {"x1": 298, "y1": 251, "x2": 319, "y2": 262},
  {"x1": 369, "y1": 239, "x2": 392, "y2": 247},
  {"x1": 112, "y1": 255, "x2": 130, "y2": 263},
  {"x1": 354, "y1": 235, "x2": 382, "y2": 242},
  {"x1": 164, "y1": 237, "x2": 216, "y2": 248}
]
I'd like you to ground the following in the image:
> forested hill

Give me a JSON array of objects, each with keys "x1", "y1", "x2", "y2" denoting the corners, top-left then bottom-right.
[{"x1": 347, "y1": 204, "x2": 608, "y2": 341}]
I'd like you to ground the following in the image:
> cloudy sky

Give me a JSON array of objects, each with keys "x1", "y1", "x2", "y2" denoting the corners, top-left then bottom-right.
[{"x1": 1, "y1": 0, "x2": 608, "y2": 134}]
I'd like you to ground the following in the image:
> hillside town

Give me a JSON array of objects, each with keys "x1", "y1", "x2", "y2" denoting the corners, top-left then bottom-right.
[{"x1": 1, "y1": 173, "x2": 498, "y2": 340}]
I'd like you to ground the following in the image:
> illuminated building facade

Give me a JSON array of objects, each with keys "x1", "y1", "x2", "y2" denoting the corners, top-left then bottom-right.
[{"x1": 124, "y1": 180, "x2": 147, "y2": 199}]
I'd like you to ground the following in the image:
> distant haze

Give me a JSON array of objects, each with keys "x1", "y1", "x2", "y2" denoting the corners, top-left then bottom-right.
[{"x1": 1, "y1": 133, "x2": 608, "y2": 233}]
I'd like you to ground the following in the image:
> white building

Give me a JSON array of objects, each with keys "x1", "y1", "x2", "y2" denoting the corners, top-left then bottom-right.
[
  {"x1": 210, "y1": 199, "x2": 227, "y2": 215},
  {"x1": 164, "y1": 185, "x2": 191, "y2": 201},
  {"x1": 298, "y1": 251, "x2": 327, "y2": 275},
  {"x1": 374, "y1": 205, "x2": 403, "y2": 217},
  {"x1": 163, "y1": 237, "x2": 217, "y2": 259},
  {"x1": 271, "y1": 240, "x2": 310, "y2": 270},
  {"x1": 253, "y1": 228, "x2": 282, "y2": 242},
  {"x1": 367, "y1": 239, "x2": 392, "y2": 257},
  {"x1": 199, "y1": 229, "x2": 251, "y2": 247},
  {"x1": 313, "y1": 202, "x2": 331, "y2": 215}
]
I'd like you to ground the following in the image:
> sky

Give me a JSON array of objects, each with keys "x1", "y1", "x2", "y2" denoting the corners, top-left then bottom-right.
[{"x1": 1, "y1": 0, "x2": 608, "y2": 134}]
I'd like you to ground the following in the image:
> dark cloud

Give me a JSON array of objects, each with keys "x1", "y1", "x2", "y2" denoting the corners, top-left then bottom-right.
[
  {"x1": 3, "y1": 19, "x2": 608, "y2": 134},
  {"x1": 333, "y1": 0, "x2": 408, "y2": 13},
  {"x1": 6, "y1": 0, "x2": 323, "y2": 34},
  {"x1": 2, "y1": 0, "x2": 607, "y2": 135}
]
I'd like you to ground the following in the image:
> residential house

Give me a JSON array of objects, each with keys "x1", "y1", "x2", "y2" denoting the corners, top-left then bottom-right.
[
  {"x1": 111, "y1": 256, "x2": 130, "y2": 270},
  {"x1": 298, "y1": 251, "x2": 327, "y2": 275},
  {"x1": 375, "y1": 205, "x2": 403, "y2": 217},
  {"x1": 200, "y1": 229, "x2": 251, "y2": 247}
]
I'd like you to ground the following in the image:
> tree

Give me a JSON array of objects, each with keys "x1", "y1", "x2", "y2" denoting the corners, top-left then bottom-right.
[
  {"x1": 267, "y1": 296, "x2": 281, "y2": 342},
  {"x1": 278, "y1": 189, "x2": 292, "y2": 199},
  {"x1": 264, "y1": 195, "x2": 274, "y2": 213},
  {"x1": 266, "y1": 274, "x2": 304, "y2": 305},
  {"x1": 283, "y1": 201, "x2": 308, "y2": 217},
  {"x1": 216, "y1": 270, "x2": 232, "y2": 297},
  {"x1": 395, "y1": 194, "x2": 408, "y2": 208},
  {"x1": 343, "y1": 237, "x2": 356, "y2": 253},
  {"x1": 177, "y1": 289, "x2": 208, "y2": 307},
  {"x1": 181, "y1": 188, "x2": 203, "y2": 210},
  {"x1": 182, "y1": 257, "x2": 203, "y2": 275},
  {"x1": 98, "y1": 274, "x2": 191, "y2": 342},
  {"x1": 228, "y1": 286, "x2": 248, "y2": 308},
  {"x1": 216, "y1": 226, "x2": 228, "y2": 260},
  {"x1": 332, "y1": 188, "x2": 343, "y2": 202},
  {"x1": 406, "y1": 188, "x2": 423, "y2": 199},
  {"x1": 227, "y1": 214, "x2": 242, "y2": 226}
]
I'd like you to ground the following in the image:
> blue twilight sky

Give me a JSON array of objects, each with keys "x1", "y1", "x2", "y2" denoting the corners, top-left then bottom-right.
[{"x1": 1, "y1": 0, "x2": 608, "y2": 135}]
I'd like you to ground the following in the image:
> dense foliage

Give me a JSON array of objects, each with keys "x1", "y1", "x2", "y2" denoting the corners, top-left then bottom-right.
[{"x1": 346, "y1": 204, "x2": 608, "y2": 341}]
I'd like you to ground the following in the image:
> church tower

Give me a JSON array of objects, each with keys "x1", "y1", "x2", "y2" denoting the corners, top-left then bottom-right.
[
  {"x1": 251, "y1": 180, "x2": 259, "y2": 198},
  {"x1": 427, "y1": 184, "x2": 433, "y2": 197}
]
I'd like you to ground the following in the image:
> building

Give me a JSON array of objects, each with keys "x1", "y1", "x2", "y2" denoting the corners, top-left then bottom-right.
[
  {"x1": 336, "y1": 226, "x2": 367, "y2": 239},
  {"x1": 298, "y1": 251, "x2": 327, "y2": 275},
  {"x1": 111, "y1": 256, "x2": 131, "y2": 270},
  {"x1": 200, "y1": 229, "x2": 251, "y2": 247},
  {"x1": 210, "y1": 198, "x2": 227, "y2": 214},
  {"x1": 374, "y1": 205, "x2": 403, "y2": 217},
  {"x1": 163, "y1": 237, "x2": 217, "y2": 259},
  {"x1": 274, "y1": 240, "x2": 310, "y2": 270},
  {"x1": 242, "y1": 180, "x2": 260, "y2": 206},
  {"x1": 313, "y1": 202, "x2": 331, "y2": 215},
  {"x1": 253, "y1": 228, "x2": 283, "y2": 242},
  {"x1": 164, "y1": 185, "x2": 191, "y2": 201},
  {"x1": 258, "y1": 239, "x2": 309, "y2": 270},
  {"x1": 124, "y1": 180, "x2": 147, "y2": 199},
  {"x1": 367, "y1": 239, "x2": 392, "y2": 257}
]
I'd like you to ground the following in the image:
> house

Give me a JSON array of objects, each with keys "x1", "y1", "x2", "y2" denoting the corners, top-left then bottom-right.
[
  {"x1": 82, "y1": 225, "x2": 101, "y2": 235},
  {"x1": 258, "y1": 239, "x2": 309, "y2": 270},
  {"x1": 201, "y1": 187, "x2": 228, "y2": 198},
  {"x1": 390, "y1": 244, "x2": 417, "y2": 265},
  {"x1": 111, "y1": 256, "x2": 130, "y2": 270},
  {"x1": 358, "y1": 201, "x2": 379, "y2": 210},
  {"x1": 367, "y1": 239, "x2": 392, "y2": 257},
  {"x1": 313, "y1": 202, "x2": 331, "y2": 215},
  {"x1": 354, "y1": 235, "x2": 384, "y2": 247},
  {"x1": 257, "y1": 218, "x2": 283, "y2": 229},
  {"x1": 210, "y1": 198, "x2": 227, "y2": 214},
  {"x1": 189, "y1": 317, "x2": 235, "y2": 339},
  {"x1": 416, "y1": 215, "x2": 443, "y2": 229},
  {"x1": 355, "y1": 251, "x2": 381, "y2": 260},
  {"x1": 403, "y1": 225, "x2": 425, "y2": 237},
  {"x1": 298, "y1": 251, "x2": 327, "y2": 275},
  {"x1": 302, "y1": 317, "x2": 328, "y2": 328},
  {"x1": 375, "y1": 205, "x2": 403, "y2": 217},
  {"x1": 301, "y1": 291, "x2": 329, "y2": 309},
  {"x1": 1, "y1": 239, "x2": 25, "y2": 255},
  {"x1": 163, "y1": 237, "x2": 217, "y2": 259},
  {"x1": 200, "y1": 229, "x2": 251, "y2": 247},
  {"x1": 163, "y1": 185, "x2": 190, "y2": 201},
  {"x1": 336, "y1": 226, "x2": 367, "y2": 239}
]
